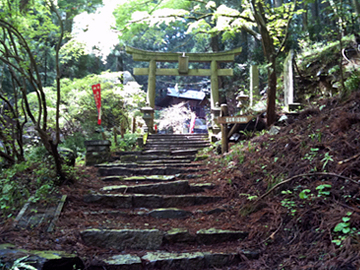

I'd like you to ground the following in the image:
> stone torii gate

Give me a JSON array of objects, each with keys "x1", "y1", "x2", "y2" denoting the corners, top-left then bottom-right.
[{"x1": 126, "y1": 46, "x2": 242, "y2": 132}]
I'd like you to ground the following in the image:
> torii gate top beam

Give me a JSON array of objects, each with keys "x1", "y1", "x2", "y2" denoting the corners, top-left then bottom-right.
[
  {"x1": 125, "y1": 46, "x2": 242, "y2": 133},
  {"x1": 126, "y1": 46, "x2": 242, "y2": 63}
]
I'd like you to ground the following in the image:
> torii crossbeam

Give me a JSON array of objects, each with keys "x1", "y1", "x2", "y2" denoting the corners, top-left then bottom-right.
[{"x1": 126, "y1": 46, "x2": 242, "y2": 132}]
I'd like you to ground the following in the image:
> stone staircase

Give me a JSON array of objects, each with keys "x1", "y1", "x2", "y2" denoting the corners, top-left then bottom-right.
[{"x1": 81, "y1": 134, "x2": 258, "y2": 269}]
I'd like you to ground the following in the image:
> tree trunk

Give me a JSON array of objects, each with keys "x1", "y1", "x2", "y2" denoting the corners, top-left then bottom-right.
[
  {"x1": 352, "y1": 0, "x2": 360, "y2": 24},
  {"x1": 302, "y1": 2, "x2": 308, "y2": 32},
  {"x1": 266, "y1": 57, "x2": 277, "y2": 126}
]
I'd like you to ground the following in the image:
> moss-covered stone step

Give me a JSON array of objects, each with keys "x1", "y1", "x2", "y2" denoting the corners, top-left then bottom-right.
[
  {"x1": 141, "y1": 149, "x2": 201, "y2": 155},
  {"x1": 83, "y1": 194, "x2": 224, "y2": 208},
  {"x1": 143, "y1": 145, "x2": 209, "y2": 151},
  {"x1": 170, "y1": 149, "x2": 201, "y2": 155},
  {"x1": 100, "y1": 180, "x2": 215, "y2": 195},
  {"x1": 97, "y1": 166, "x2": 205, "y2": 177},
  {"x1": 83, "y1": 207, "x2": 224, "y2": 219},
  {"x1": 81, "y1": 228, "x2": 248, "y2": 251},
  {"x1": 147, "y1": 134, "x2": 208, "y2": 139},
  {"x1": 96, "y1": 162, "x2": 203, "y2": 168},
  {"x1": 80, "y1": 229, "x2": 164, "y2": 250},
  {"x1": 145, "y1": 141, "x2": 210, "y2": 147},
  {"x1": 120, "y1": 154, "x2": 196, "y2": 163},
  {"x1": 101, "y1": 174, "x2": 205, "y2": 182},
  {"x1": 101, "y1": 175, "x2": 178, "y2": 182},
  {"x1": 136, "y1": 159, "x2": 193, "y2": 164},
  {"x1": 0, "y1": 244, "x2": 84, "y2": 270},
  {"x1": 93, "y1": 249, "x2": 260, "y2": 270},
  {"x1": 100, "y1": 180, "x2": 190, "y2": 194}
]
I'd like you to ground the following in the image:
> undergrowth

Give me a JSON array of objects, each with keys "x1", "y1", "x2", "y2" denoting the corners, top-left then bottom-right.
[{"x1": 0, "y1": 146, "x2": 80, "y2": 219}]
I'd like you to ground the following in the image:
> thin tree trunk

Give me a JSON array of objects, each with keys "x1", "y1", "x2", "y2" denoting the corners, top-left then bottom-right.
[{"x1": 267, "y1": 57, "x2": 277, "y2": 126}]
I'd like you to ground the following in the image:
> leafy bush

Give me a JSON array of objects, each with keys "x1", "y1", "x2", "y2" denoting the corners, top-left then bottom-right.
[{"x1": 111, "y1": 133, "x2": 139, "y2": 152}]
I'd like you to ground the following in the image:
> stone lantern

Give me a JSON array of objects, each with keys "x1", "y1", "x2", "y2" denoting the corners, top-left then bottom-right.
[
  {"x1": 210, "y1": 102, "x2": 221, "y2": 134},
  {"x1": 141, "y1": 105, "x2": 154, "y2": 133},
  {"x1": 236, "y1": 91, "x2": 249, "y2": 115}
]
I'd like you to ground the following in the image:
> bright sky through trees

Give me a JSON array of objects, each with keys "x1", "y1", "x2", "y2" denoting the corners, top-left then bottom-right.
[{"x1": 72, "y1": 0, "x2": 124, "y2": 59}]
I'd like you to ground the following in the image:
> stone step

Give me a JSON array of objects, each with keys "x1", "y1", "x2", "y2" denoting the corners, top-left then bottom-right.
[
  {"x1": 102, "y1": 175, "x2": 179, "y2": 182},
  {"x1": 0, "y1": 244, "x2": 85, "y2": 270},
  {"x1": 143, "y1": 144, "x2": 210, "y2": 150},
  {"x1": 94, "y1": 249, "x2": 259, "y2": 270},
  {"x1": 147, "y1": 134, "x2": 209, "y2": 140},
  {"x1": 136, "y1": 159, "x2": 192, "y2": 164},
  {"x1": 97, "y1": 162, "x2": 203, "y2": 168},
  {"x1": 101, "y1": 174, "x2": 204, "y2": 182},
  {"x1": 119, "y1": 154, "x2": 195, "y2": 163},
  {"x1": 140, "y1": 149, "x2": 202, "y2": 155},
  {"x1": 97, "y1": 166, "x2": 205, "y2": 176},
  {"x1": 80, "y1": 228, "x2": 249, "y2": 251},
  {"x1": 100, "y1": 180, "x2": 215, "y2": 195},
  {"x1": 170, "y1": 149, "x2": 200, "y2": 155},
  {"x1": 146, "y1": 140, "x2": 210, "y2": 145},
  {"x1": 83, "y1": 194, "x2": 224, "y2": 208},
  {"x1": 101, "y1": 180, "x2": 191, "y2": 194},
  {"x1": 146, "y1": 139, "x2": 210, "y2": 145},
  {"x1": 83, "y1": 206, "x2": 225, "y2": 219}
]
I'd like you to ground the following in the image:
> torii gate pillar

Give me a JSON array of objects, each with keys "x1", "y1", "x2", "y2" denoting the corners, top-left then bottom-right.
[{"x1": 126, "y1": 46, "x2": 241, "y2": 133}]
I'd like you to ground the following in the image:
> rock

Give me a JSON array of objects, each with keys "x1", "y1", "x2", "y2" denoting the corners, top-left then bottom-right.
[
  {"x1": 269, "y1": 125, "x2": 281, "y2": 135},
  {"x1": 84, "y1": 194, "x2": 224, "y2": 208},
  {"x1": 203, "y1": 252, "x2": 240, "y2": 268},
  {"x1": 204, "y1": 208, "x2": 226, "y2": 215},
  {"x1": 148, "y1": 208, "x2": 192, "y2": 219},
  {"x1": 196, "y1": 228, "x2": 248, "y2": 244},
  {"x1": 100, "y1": 180, "x2": 191, "y2": 195},
  {"x1": 102, "y1": 254, "x2": 142, "y2": 270},
  {"x1": 83, "y1": 194, "x2": 133, "y2": 208},
  {"x1": 80, "y1": 229, "x2": 164, "y2": 250},
  {"x1": 164, "y1": 228, "x2": 196, "y2": 243},
  {"x1": 0, "y1": 244, "x2": 84, "y2": 270},
  {"x1": 142, "y1": 251, "x2": 205, "y2": 270},
  {"x1": 189, "y1": 183, "x2": 215, "y2": 193}
]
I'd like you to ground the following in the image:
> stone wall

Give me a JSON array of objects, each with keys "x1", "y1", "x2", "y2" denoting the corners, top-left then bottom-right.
[{"x1": 85, "y1": 140, "x2": 111, "y2": 166}]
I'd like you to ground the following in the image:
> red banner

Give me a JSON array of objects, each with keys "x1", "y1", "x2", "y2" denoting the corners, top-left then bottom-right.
[
  {"x1": 92, "y1": 84, "x2": 101, "y2": 125},
  {"x1": 189, "y1": 113, "x2": 196, "y2": 134}
]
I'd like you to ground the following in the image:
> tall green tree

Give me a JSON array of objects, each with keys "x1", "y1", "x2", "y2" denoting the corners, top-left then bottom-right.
[{"x1": 0, "y1": 0, "x2": 67, "y2": 179}]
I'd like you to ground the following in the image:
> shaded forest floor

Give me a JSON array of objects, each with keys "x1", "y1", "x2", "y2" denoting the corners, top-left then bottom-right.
[{"x1": 1, "y1": 90, "x2": 360, "y2": 269}]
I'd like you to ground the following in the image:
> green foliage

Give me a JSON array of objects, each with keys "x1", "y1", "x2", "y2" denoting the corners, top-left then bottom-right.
[
  {"x1": 280, "y1": 192, "x2": 297, "y2": 216},
  {"x1": 27, "y1": 71, "x2": 145, "y2": 139},
  {"x1": 7, "y1": 256, "x2": 37, "y2": 270},
  {"x1": 0, "y1": 164, "x2": 30, "y2": 216},
  {"x1": 332, "y1": 212, "x2": 360, "y2": 247},
  {"x1": 299, "y1": 189, "x2": 311, "y2": 199},
  {"x1": 111, "y1": 133, "x2": 139, "y2": 152},
  {"x1": 316, "y1": 184, "x2": 332, "y2": 197},
  {"x1": 321, "y1": 152, "x2": 334, "y2": 170},
  {"x1": 344, "y1": 70, "x2": 360, "y2": 92},
  {"x1": 302, "y1": 148, "x2": 319, "y2": 162}
]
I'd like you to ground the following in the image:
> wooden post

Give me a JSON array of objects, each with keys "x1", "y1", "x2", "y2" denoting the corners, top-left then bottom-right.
[
  {"x1": 113, "y1": 127, "x2": 118, "y2": 145},
  {"x1": 147, "y1": 59, "x2": 156, "y2": 131},
  {"x1": 132, "y1": 117, "x2": 136, "y2": 133},
  {"x1": 220, "y1": 104, "x2": 229, "y2": 154},
  {"x1": 250, "y1": 65, "x2": 259, "y2": 107}
]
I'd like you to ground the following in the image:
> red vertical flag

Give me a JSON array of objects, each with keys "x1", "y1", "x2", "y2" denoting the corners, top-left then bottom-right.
[{"x1": 92, "y1": 84, "x2": 101, "y2": 125}]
